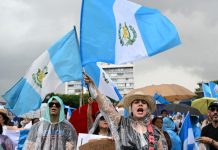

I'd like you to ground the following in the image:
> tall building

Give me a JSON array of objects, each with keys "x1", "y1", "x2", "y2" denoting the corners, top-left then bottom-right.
[{"x1": 66, "y1": 63, "x2": 134, "y2": 96}]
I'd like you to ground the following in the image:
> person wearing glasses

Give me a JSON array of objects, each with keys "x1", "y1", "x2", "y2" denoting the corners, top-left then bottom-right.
[
  {"x1": 23, "y1": 96, "x2": 78, "y2": 150},
  {"x1": 87, "y1": 98, "x2": 111, "y2": 136},
  {"x1": 196, "y1": 101, "x2": 218, "y2": 150}
]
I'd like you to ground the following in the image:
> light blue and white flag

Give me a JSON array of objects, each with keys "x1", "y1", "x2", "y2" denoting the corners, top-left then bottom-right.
[
  {"x1": 80, "y1": 0, "x2": 181, "y2": 65},
  {"x1": 65, "y1": 105, "x2": 75, "y2": 120},
  {"x1": 4, "y1": 128, "x2": 29, "y2": 150},
  {"x1": 153, "y1": 93, "x2": 170, "y2": 104},
  {"x1": 2, "y1": 27, "x2": 83, "y2": 116},
  {"x1": 84, "y1": 63, "x2": 122, "y2": 101},
  {"x1": 209, "y1": 81, "x2": 218, "y2": 99},
  {"x1": 202, "y1": 83, "x2": 212, "y2": 97},
  {"x1": 179, "y1": 112, "x2": 195, "y2": 150}
]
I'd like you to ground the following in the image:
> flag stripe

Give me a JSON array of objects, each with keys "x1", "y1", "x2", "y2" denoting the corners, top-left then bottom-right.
[
  {"x1": 80, "y1": 0, "x2": 116, "y2": 64},
  {"x1": 48, "y1": 29, "x2": 82, "y2": 81},
  {"x1": 4, "y1": 78, "x2": 41, "y2": 115},
  {"x1": 136, "y1": 7, "x2": 181, "y2": 56},
  {"x1": 209, "y1": 82, "x2": 218, "y2": 98},
  {"x1": 114, "y1": 86, "x2": 122, "y2": 100},
  {"x1": 179, "y1": 112, "x2": 195, "y2": 150},
  {"x1": 202, "y1": 83, "x2": 212, "y2": 97}
]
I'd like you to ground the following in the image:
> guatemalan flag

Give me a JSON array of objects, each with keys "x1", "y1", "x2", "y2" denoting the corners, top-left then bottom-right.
[
  {"x1": 153, "y1": 93, "x2": 170, "y2": 104},
  {"x1": 4, "y1": 128, "x2": 29, "y2": 150},
  {"x1": 65, "y1": 105, "x2": 75, "y2": 120},
  {"x1": 2, "y1": 27, "x2": 83, "y2": 116},
  {"x1": 202, "y1": 83, "x2": 212, "y2": 98},
  {"x1": 80, "y1": 0, "x2": 181, "y2": 65},
  {"x1": 84, "y1": 63, "x2": 122, "y2": 101},
  {"x1": 209, "y1": 81, "x2": 218, "y2": 99},
  {"x1": 179, "y1": 112, "x2": 195, "y2": 150}
]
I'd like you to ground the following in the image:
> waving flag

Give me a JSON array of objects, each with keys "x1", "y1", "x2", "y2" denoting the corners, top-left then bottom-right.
[
  {"x1": 84, "y1": 63, "x2": 122, "y2": 101},
  {"x1": 4, "y1": 128, "x2": 29, "y2": 150},
  {"x1": 202, "y1": 83, "x2": 212, "y2": 97},
  {"x1": 65, "y1": 105, "x2": 75, "y2": 120},
  {"x1": 80, "y1": 0, "x2": 181, "y2": 65},
  {"x1": 209, "y1": 82, "x2": 218, "y2": 99},
  {"x1": 179, "y1": 112, "x2": 195, "y2": 150},
  {"x1": 2, "y1": 27, "x2": 83, "y2": 116},
  {"x1": 153, "y1": 93, "x2": 170, "y2": 104}
]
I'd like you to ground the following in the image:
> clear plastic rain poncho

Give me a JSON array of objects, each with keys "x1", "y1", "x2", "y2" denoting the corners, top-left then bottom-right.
[
  {"x1": 88, "y1": 84, "x2": 163, "y2": 150},
  {"x1": 23, "y1": 96, "x2": 77, "y2": 150},
  {"x1": 88, "y1": 112, "x2": 111, "y2": 136}
]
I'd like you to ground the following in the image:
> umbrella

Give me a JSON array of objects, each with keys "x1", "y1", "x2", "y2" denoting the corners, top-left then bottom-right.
[
  {"x1": 191, "y1": 97, "x2": 217, "y2": 115},
  {"x1": 129, "y1": 84, "x2": 196, "y2": 102},
  {"x1": 69, "y1": 102, "x2": 99, "y2": 134},
  {"x1": 164, "y1": 103, "x2": 202, "y2": 116}
]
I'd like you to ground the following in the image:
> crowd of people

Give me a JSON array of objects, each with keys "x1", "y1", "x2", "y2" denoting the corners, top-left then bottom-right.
[{"x1": 0, "y1": 74, "x2": 217, "y2": 150}]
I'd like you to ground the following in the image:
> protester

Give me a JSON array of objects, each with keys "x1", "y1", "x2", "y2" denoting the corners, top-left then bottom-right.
[
  {"x1": 0, "y1": 124, "x2": 15, "y2": 150},
  {"x1": 24, "y1": 96, "x2": 77, "y2": 150},
  {"x1": 87, "y1": 98, "x2": 111, "y2": 136},
  {"x1": 196, "y1": 101, "x2": 218, "y2": 150},
  {"x1": 190, "y1": 115, "x2": 201, "y2": 138},
  {"x1": 174, "y1": 112, "x2": 183, "y2": 132},
  {"x1": 162, "y1": 117, "x2": 182, "y2": 150},
  {"x1": 161, "y1": 109, "x2": 169, "y2": 118},
  {"x1": 0, "y1": 112, "x2": 10, "y2": 134},
  {"x1": 152, "y1": 116, "x2": 172, "y2": 150},
  {"x1": 84, "y1": 73, "x2": 165, "y2": 150}
]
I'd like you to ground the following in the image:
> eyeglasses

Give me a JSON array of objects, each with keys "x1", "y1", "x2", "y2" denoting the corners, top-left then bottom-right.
[
  {"x1": 48, "y1": 102, "x2": 61, "y2": 108},
  {"x1": 210, "y1": 107, "x2": 218, "y2": 112},
  {"x1": 99, "y1": 116, "x2": 105, "y2": 121}
]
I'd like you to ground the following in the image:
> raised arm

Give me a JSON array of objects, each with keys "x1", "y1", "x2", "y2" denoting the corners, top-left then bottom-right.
[
  {"x1": 84, "y1": 73, "x2": 121, "y2": 127},
  {"x1": 87, "y1": 97, "x2": 94, "y2": 131}
]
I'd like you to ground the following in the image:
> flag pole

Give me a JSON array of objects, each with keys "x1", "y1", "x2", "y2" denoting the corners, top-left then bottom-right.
[{"x1": 74, "y1": 26, "x2": 83, "y2": 107}]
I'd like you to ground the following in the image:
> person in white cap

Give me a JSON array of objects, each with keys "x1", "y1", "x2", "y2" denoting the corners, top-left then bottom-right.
[{"x1": 84, "y1": 74, "x2": 165, "y2": 150}]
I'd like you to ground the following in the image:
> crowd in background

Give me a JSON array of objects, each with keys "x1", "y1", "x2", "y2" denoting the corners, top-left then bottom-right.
[{"x1": 0, "y1": 91, "x2": 218, "y2": 150}]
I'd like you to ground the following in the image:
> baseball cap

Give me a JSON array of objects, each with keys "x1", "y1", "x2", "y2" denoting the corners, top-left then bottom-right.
[{"x1": 208, "y1": 101, "x2": 218, "y2": 109}]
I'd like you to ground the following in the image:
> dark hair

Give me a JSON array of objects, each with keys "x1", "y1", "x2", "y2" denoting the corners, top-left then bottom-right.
[
  {"x1": 0, "y1": 112, "x2": 10, "y2": 125},
  {"x1": 93, "y1": 113, "x2": 111, "y2": 135},
  {"x1": 93, "y1": 125, "x2": 111, "y2": 136},
  {"x1": 93, "y1": 126, "x2": 100, "y2": 135},
  {"x1": 0, "y1": 124, "x2": 2, "y2": 134},
  {"x1": 161, "y1": 109, "x2": 168, "y2": 114},
  {"x1": 152, "y1": 116, "x2": 163, "y2": 124}
]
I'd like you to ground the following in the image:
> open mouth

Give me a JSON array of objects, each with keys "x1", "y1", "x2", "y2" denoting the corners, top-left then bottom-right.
[{"x1": 137, "y1": 108, "x2": 144, "y2": 113}]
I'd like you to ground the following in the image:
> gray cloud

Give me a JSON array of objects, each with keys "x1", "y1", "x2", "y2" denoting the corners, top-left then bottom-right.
[{"x1": 0, "y1": 0, "x2": 217, "y2": 96}]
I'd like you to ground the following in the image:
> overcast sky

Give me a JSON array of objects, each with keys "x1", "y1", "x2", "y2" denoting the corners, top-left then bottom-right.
[{"x1": 0, "y1": 0, "x2": 217, "y2": 97}]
